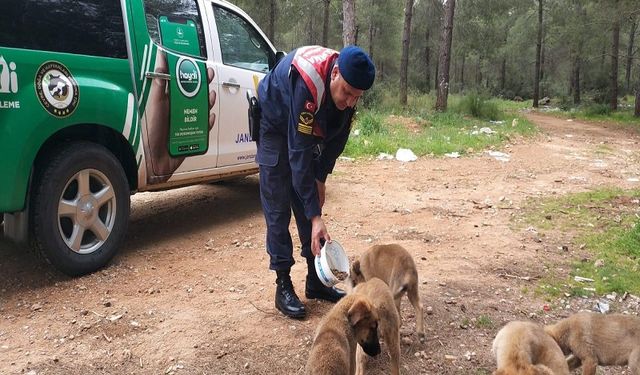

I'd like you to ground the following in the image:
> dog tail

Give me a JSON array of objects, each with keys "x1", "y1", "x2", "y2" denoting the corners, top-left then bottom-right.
[{"x1": 392, "y1": 271, "x2": 417, "y2": 299}]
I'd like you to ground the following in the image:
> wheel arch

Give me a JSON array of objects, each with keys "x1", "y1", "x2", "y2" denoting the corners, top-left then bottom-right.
[{"x1": 32, "y1": 124, "x2": 139, "y2": 194}]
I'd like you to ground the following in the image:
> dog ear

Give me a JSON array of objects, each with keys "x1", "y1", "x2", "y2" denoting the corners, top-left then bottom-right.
[
  {"x1": 347, "y1": 298, "x2": 373, "y2": 327},
  {"x1": 352, "y1": 259, "x2": 361, "y2": 276}
]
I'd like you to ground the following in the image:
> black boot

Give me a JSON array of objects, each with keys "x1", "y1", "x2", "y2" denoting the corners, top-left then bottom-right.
[
  {"x1": 305, "y1": 260, "x2": 347, "y2": 303},
  {"x1": 275, "y1": 270, "x2": 306, "y2": 319}
]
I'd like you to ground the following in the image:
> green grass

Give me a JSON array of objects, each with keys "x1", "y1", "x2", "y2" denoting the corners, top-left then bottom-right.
[
  {"x1": 541, "y1": 100, "x2": 639, "y2": 126},
  {"x1": 346, "y1": 93, "x2": 537, "y2": 158},
  {"x1": 573, "y1": 105, "x2": 639, "y2": 125},
  {"x1": 475, "y1": 315, "x2": 494, "y2": 328},
  {"x1": 520, "y1": 188, "x2": 640, "y2": 297},
  {"x1": 494, "y1": 98, "x2": 534, "y2": 112}
]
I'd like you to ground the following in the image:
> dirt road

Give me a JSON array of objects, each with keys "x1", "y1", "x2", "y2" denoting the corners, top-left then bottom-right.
[{"x1": 1, "y1": 113, "x2": 639, "y2": 374}]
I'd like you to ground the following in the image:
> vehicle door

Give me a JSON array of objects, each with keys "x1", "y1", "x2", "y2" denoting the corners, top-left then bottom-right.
[
  {"x1": 205, "y1": 2, "x2": 276, "y2": 167},
  {"x1": 130, "y1": 0, "x2": 219, "y2": 184}
]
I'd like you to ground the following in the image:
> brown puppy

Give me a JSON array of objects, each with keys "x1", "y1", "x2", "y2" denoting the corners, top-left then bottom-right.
[
  {"x1": 353, "y1": 278, "x2": 401, "y2": 375},
  {"x1": 306, "y1": 294, "x2": 381, "y2": 375},
  {"x1": 544, "y1": 312, "x2": 640, "y2": 375},
  {"x1": 348, "y1": 244, "x2": 425, "y2": 341},
  {"x1": 492, "y1": 321, "x2": 571, "y2": 375}
]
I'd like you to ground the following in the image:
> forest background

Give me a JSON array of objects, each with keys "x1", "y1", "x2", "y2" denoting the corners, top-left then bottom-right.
[{"x1": 230, "y1": 0, "x2": 639, "y2": 115}]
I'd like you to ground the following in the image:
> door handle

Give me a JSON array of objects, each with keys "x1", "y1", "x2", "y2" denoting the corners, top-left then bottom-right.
[
  {"x1": 222, "y1": 81, "x2": 241, "y2": 89},
  {"x1": 145, "y1": 72, "x2": 171, "y2": 80}
]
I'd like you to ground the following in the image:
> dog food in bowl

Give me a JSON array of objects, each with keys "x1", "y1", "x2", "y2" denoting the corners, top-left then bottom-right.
[
  {"x1": 331, "y1": 269, "x2": 348, "y2": 281},
  {"x1": 315, "y1": 240, "x2": 350, "y2": 287}
]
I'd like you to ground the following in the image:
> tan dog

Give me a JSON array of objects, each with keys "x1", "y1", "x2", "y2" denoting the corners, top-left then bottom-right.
[
  {"x1": 492, "y1": 321, "x2": 571, "y2": 375},
  {"x1": 544, "y1": 312, "x2": 640, "y2": 375},
  {"x1": 353, "y1": 278, "x2": 401, "y2": 375},
  {"x1": 306, "y1": 294, "x2": 381, "y2": 375},
  {"x1": 348, "y1": 244, "x2": 425, "y2": 341}
]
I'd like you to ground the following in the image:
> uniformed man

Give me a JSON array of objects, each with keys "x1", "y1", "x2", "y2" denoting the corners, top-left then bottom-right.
[{"x1": 256, "y1": 45, "x2": 375, "y2": 319}]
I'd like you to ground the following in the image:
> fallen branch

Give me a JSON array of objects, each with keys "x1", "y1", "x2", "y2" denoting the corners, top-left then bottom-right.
[
  {"x1": 497, "y1": 273, "x2": 533, "y2": 281},
  {"x1": 248, "y1": 301, "x2": 280, "y2": 317},
  {"x1": 90, "y1": 310, "x2": 105, "y2": 318}
]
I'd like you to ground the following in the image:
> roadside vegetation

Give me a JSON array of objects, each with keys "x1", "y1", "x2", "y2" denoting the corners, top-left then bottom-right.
[
  {"x1": 345, "y1": 89, "x2": 536, "y2": 158},
  {"x1": 535, "y1": 95, "x2": 639, "y2": 126},
  {"x1": 519, "y1": 188, "x2": 640, "y2": 298}
]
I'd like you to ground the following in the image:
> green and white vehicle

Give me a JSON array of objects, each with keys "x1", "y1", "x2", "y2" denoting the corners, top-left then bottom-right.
[{"x1": 0, "y1": 0, "x2": 281, "y2": 275}]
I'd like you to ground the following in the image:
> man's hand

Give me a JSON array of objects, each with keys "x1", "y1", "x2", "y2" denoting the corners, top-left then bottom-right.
[
  {"x1": 311, "y1": 215, "x2": 330, "y2": 256},
  {"x1": 316, "y1": 180, "x2": 326, "y2": 208}
]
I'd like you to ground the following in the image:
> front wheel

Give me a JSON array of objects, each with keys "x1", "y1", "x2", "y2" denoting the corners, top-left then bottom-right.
[{"x1": 31, "y1": 142, "x2": 130, "y2": 276}]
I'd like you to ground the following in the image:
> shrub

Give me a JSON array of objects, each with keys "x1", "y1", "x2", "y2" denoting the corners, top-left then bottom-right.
[
  {"x1": 584, "y1": 103, "x2": 611, "y2": 116},
  {"x1": 558, "y1": 95, "x2": 572, "y2": 111},
  {"x1": 454, "y1": 92, "x2": 502, "y2": 121},
  {"x1": 360, "y1": 83, "x2": 384, "y2": 109},
  {"x1": 355, "y1": 111, "x2": 386, "y2": 136}
]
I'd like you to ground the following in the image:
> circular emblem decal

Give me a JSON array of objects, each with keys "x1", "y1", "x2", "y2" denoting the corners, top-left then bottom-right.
[
  {"x1": 176, "y1": 57, "x2": 201, "y2": 98},
  {"x1": 35, "y1": 61, "x2": 79, "y2": 118}
]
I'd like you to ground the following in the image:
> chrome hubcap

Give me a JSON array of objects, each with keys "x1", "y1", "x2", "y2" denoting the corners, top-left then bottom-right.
[{"x1": 57, "y1": 169, "x2": 116, "y2": 254}]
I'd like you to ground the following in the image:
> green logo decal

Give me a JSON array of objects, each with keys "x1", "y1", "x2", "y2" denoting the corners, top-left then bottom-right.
[
  {"x1": 176, "y1": 57, "x2": 201, "y2": 98},
  {"x1": 35, "y1": 61, "x2": 79, "y2": 118}
]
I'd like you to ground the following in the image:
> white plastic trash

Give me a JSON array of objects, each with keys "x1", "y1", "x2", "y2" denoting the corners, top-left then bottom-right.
[
  {"x1": 377, "y1": 152, "x2": 394, "y2": 160},
  {"x1": 315, "y1": 240, "x2": 350, "y2": 287},
  {"x1": 487, "y1": 151, "x2": 510, "y2": 162},
  {"x1": 395, "y1": 148, "x2": 417, "y2": 162}
]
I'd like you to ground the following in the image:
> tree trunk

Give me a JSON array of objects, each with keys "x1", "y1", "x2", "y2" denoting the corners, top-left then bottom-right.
[
  {"x1": 424, "y1": 3, "x2": 431, "y2": 91},
  {"x1": 307, "y1": 13, "x2": 315, "y2": 45},
  {"x1": 573, "y1": 3, "x2": 585, "y2": 105},
  {"x1": 368, "y1": 0, "x2": 376, "y2": 60},
  {"x1": 636, "y1": 43, "x2": 640, "y2": 117},
  {"x1": 500, "y1": 58, "x2": 506, "y2": 92},
  {"x1": 435, "y1": 0, "x2": 456, "y2": 112},
  {"x1": 461, "y1": 54, "x2": 465, "y2": 91},
  {"x1": 399, "y1": 0, "x2": 415, "y2": 105},
  {"x1": 266, "y1": 0, "x2": 276, "y2": 42},
  {"x1": 634, "y1": 80, "x2": 640, "y2": 117},
  {"x1": 368, "y1": 26, "x2": 376, "y2": 61},
  {"x1": 610, "y1": 0, "x2": 620, "y2": 111},
  {"x1": 533, "y1": 0, "x2": 543, "y2": 108},
  {"x1": 569, "y1": 53, "x2": 574, "y2": 97},
  {"x1": 625, "y1": 20, "x2": 636, "y2": 93},
  {"x1": 322, "y1": 0, "x2": 330, "y2": 46},
  {"x1": 434, "y1": 60, "x2": 439, "y2": 92},
  {"x1": 540, "y1": 31, "x2": 545, "y2": 82},
  {"x1": 574, "y1": 55, "x2": 581, "y2": 104},
  {"x1": 342, "y1": 0, "x2": 356, "y2": 46},
  {"x1": 500, "y1": 27, "x2": 507, "y2": 93}
]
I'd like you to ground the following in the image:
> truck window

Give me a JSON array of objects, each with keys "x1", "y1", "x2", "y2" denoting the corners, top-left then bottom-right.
[
  {"x1": 213, "y1": 6, "x2": 273, "y2": 73},
  {"x1": 0, "y1": 0, "x2": 127, "y2": 59},
  {"x1": 143, "y1": 0, "x2": 207, "y2": 58}
]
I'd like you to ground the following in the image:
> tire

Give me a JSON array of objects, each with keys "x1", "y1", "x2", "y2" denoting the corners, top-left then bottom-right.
[{"x1": 31, "y1": 142, "x2": 130, "y2": 276}]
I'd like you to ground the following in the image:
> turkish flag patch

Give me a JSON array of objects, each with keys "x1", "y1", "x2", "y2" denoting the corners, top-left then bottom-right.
[{"x1": 304, "y1": 100, "x2": 316, "y2": 112}]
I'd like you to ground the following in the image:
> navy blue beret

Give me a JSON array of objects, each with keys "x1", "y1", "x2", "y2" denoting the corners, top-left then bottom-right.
[{"x1": 337, "y1": 45, "x2": 375, "y2": 90}]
